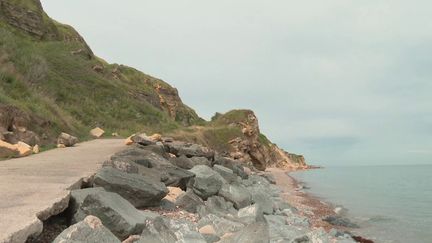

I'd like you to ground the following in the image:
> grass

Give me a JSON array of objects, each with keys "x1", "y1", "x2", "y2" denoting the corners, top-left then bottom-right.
[{"x1": 0, "y1": 14, "x2": 199, "y2": 144}]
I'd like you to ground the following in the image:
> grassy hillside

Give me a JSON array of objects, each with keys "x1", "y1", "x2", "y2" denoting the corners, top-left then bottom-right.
[{"x1": 0, "y1": 0, "x2": 202, "y2": 144}]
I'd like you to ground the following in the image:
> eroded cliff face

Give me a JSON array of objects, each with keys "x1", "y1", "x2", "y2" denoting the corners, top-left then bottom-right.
[{"x1": 224, "y1": 110, "x2": 308, "y2": 170}]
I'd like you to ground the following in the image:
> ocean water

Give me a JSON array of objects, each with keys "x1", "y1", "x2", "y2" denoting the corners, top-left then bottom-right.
[{"x1": 291, "y1": 165, "x2": 432, "y2": 243}]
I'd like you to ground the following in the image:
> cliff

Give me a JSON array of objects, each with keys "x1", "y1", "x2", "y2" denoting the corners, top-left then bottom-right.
[
  {"x1": 167, "y1": 110, "x2": 308, "y2": 170},
  {"x1": 0, "y1": 0, "x2": 307, "y2": 170},
  {"x1": 0, "y1": 0, "x2": 202, "y2": 145}
]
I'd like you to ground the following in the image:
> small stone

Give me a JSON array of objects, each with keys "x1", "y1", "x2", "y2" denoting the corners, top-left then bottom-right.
[
  {"x1": 90, "y1": 127, "x2": 105, "y2": 138},
  {"x1": 32, "y1": 144, "x2": 40, "y2": 154}
]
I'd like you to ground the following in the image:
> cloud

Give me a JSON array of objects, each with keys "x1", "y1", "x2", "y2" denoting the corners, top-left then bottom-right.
[{"x1": 41, "y1": 0, "x2": 432, "y2": 165}]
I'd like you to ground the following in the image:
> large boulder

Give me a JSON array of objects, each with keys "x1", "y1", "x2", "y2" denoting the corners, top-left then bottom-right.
[
  {"x1": 237, "y1": 204, "x2": 264, "y2": 224},
  {"x1": 214, "y1": 156, "x2": 248, "y2": 179},
  {"x1": 219, "y1": 222, "x2": 269, "y2": 243},
  {"x1": 164, "y1": 141, "x2": 215, "y2": 160},
  {"x1": 213, "y1": 165, "x2": 238, "y2": 183},
  {"x1": 160, "y1": 166, "x2": 195, "y2": 190},
  {"x1": 323, "y1": 215, "x2": 359, "y2": 228},
  {"x1": 0, "y1": 140, "x2": 18, "y2": 158},
  {"x1": 138, "y1": 217, "x2": 206, "y2": 243},
  {"x1": 15, "y1": 141, "x2": 32, "y2": 157},
  {"x1": 197, "y1": 196, "x2": 238, "y2": 219},
  {"x1": 197, "y1": 214, "x2": 245, "y2": 237},
  {"x1": 70, "y1": 187, "x2": 155, "y2": 239},
  {"x1": 175, "y1": 189, "x2": 205, "y2": 213},
  {"x1": 53, "y1": 216, "x2": 120, "y2": 243},
  {"x1": 218, "y1": 183, "x2": 252, "y2": 209},
  {"x1": 102, "y1": 160, "x2": 139, "y2": 174},
  {"x1": 93, "y1": 167, "x2": 168, "y2": 208},
  {"x1": 189, "y1": 165, "x2": 226, "y2": 200},
  {"x1": 264, "y1": 215, "x2": 307, "y2": 242},
  {"x1": 57, "y1": 132, "x2": 78, "y2": 147},
  {"x1": 132, "y1": 133, "x2": 156, "y2": 146},
  {"x1": 170, "y1": 155, "x2": 211, "y2": 170}
]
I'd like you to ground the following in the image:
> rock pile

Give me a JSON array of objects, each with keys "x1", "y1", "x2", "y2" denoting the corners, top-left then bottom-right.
[{"x1": 48, "y1": 136, "x2": 356, "y2": 243}]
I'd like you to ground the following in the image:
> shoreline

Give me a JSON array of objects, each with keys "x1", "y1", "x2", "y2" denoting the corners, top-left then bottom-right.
[{"x1": 267, "y1": 167, "x2": 375, "y2": 243}]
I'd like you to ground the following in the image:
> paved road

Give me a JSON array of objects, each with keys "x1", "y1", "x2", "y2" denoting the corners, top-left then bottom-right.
[{"x1": 0, "y1": 139, "x2": 126, "y2": 243}]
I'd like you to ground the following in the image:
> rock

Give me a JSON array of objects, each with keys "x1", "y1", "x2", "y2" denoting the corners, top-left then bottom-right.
[
  {"x1": 15, "y1": 141, "x2": 32, "y2": 157},
  {"x1": 0, "y1": 140, "x2": 18, "y2": 157},
  {"x1": 163, "y1": 186, "x2": 184, "y2": 203},
  {"x1": 323, "y1": 215, "x2": 360, "y2": 228},
  {"x1": 214, "y1": 157, "x2": 248, "y2": 179},
  {"x1": 90, "y1": 127, "x2": 105, "y2": 138},
  {"x1": 175, "y1": 189, "x2": 205, "y2": 213},
  {"x1": 261, "y1": 173, "x2": 276, "y2": 184},
  {"x1": 203, "y1": 234, "x2": 221, "y2": 243},
  {"x1": 139, "y1": 217, "x2": 206, "y2": 243},
  {"x1": 125, "y1": 135, "x2": 134, "y2": 145},
  {"x1": 170, "y1": 155, "x2": 211, "y2": 170},
  {"x1": 281, "y1": 209, "x2": 310, "y2": 227},
  {"x1": 112, "y1": 132, "x2": 119, "y2": 137},
  {"x1": 199, "y1": 225, "x2": 216, "y2": 235},
  {"x1": 213, "y1": 165, "x2": 238, "y2": 183},
  {"x1": 189, "y1": 165, "x2": 226, "y2": 200},
  {"x1": 122, "y1": 235, "x2": 141, "y2": 243},
  {"x1": 53, "y1": 215, "x2": 120, "y2": 243},
  {"x1": 170, "y1": 155, "x2": 197, "y2": 169},
  {"x1": 237, "y1": 204, "x2": 264, "y2": 224},
  {"x1": 149, "y1": 133, "x2": 162, "y2": 142},
  {"x1": 264, "y1": 215, "x2": 306, "y2": 242},
  {"x1": 197, "y1": 196, "x2": 238, "y2": 219},
  {"x1": 32, "y1": 144, "x2": 40, "y2": 154},
  {"x1": 132, "y1": 133, "x2": 156, "y2": 146},
  {"x1": 92, "y1": 64, "x2": 104, "y2": 73},
  {"x1": 57, "y1": 144, "x2": 66, "y2": 148},
  {"x1": 57, "y1": 132, "x2": 78, "y2": 147},
  {"x1": 161, "y1": 166, "x2": 196, "y2": 190},
  {"x1": 197, "y1": 214, "x2": 245, "y2": 237},
  {"x1": 218, "y1": 183, "x2": 252, "y2": 209},
  {"x1": 219, "y1": 222, "x2": 269, "y2": 243},
  {"x1": 103, "y1": 160, "x2": 139, "y2": 174},
  {"x1": 70, "y1": 187, "x2": 155, "y2": 239},
  {"x1": 164, "y1": 141, "x2": 215, "y2": 160},
  {"x1": 93, "y1": 167, "x2": 168, "y2": 208},
  {"x1": 246, "y1": 185, "x2": 274, "y2": 215}
]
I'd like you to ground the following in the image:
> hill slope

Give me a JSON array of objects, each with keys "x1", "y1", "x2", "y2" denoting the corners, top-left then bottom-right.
[
  {"x1": 0, "y1": 0, "x2": 202, "y2": 145},
  {"x1": 0, "y1": 0, "x2": 307, "y2": 170}
]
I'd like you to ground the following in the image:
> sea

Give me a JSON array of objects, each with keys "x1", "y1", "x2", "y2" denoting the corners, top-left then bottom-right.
[{"x1": 291, "y1": 165, "x2": 432, "y2": 243}]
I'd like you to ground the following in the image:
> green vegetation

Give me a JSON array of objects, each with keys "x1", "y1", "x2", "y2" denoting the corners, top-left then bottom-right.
[{"x1": 0, "y1": 6, "x2": 200, "y2": 144}]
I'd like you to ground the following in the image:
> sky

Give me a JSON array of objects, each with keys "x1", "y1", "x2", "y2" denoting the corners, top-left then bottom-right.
[{"x1": 41, "y1": 0, "x2": 432, "y2": 166}]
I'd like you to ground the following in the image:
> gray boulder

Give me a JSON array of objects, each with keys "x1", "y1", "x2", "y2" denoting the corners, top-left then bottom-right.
[
  {"x1": 132, "y1": 133, "x2": 156, "y2": 146},
  {"x1": 213, "y1": 165, "x2": 238, "y2": 183},
  {"x1": 219, "y1": 222, "x2": 269, "y2": 243},
  {"x1": 175, "y1": 189, "x2": 205, "y2": 213},
  {"x1": 197, "y1": 196, "x2": 238, "y2": 219},
  {"x1": 197, "y1": 214, "x2": 245, "y2": 237},
  {"x1": 111, "y1": 147, "x2": 158, "y2": 167},
  {"x1": 94, "y1": 167, "x2": 168, "y2": 208},
  {"x1": 138, "y1": 217, "x2": 206, "y2": 243},
  {"x1": 237, "y1": 204, "x2": 264, "y2": 224},
  {"x1": 218, "y1": 183, "x2": 252, "y2": 209},
  {"x1": 57, "y1": 132, "x2": 78, "y2": 147},
  {"x1": 214, "y1": 156, "x2": 248, "y2": 179},
  {"x1": 161, "y1": 166, "x2": 195, "y2": 190},
  {"x1": 164, "y1": 141, "x2": 215, "y2": 160},
  {"x1": 247, "y1": 185, "x2": 274, "y2": 215},
  {"x1": 53, "y1": 216, "x2": 120, "y2": 243},
  {"x1": 102, "y1": 159, "x2": 139, "y2": 174},
  {"x1": 70, "y1": 187, "x2": 155, "y2": 239},
  {"x1": 170, "y1": 155, "x2": 211, "y2": 170},
  {"x1": 189, "y1": 165, "x2": 226, "y2": 200},
  {"x1": 265, "y1": 215, "x2": 306, "y2": 243}
]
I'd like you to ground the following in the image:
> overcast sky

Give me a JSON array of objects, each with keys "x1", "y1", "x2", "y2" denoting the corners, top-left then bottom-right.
[{"x1": 41, "y1": 0, "x2": 432, "y2": 166}]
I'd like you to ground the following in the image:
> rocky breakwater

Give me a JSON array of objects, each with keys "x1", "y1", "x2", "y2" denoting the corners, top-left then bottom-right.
[{"x1": 28, "y1": 135, "x2": 357, "y2": 243}]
